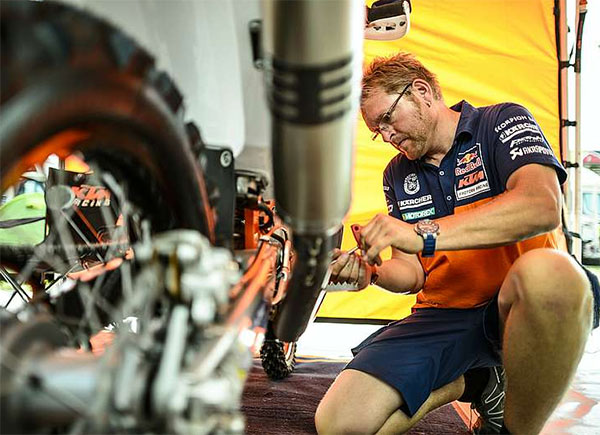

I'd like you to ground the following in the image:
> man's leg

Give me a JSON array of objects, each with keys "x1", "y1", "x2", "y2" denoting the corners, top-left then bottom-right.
[
  {"x1": 498, "y1": 249, "x2": 593, "y2": 434},
  {"x1": 315, "y1": 369, "x2": 465, "y2": 434},
  {"x1": 376, "y1": 375, "x2": 465, "y2": 434}
]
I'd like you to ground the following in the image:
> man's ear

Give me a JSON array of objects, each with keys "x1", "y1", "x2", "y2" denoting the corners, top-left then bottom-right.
[{"x1": 411, "y1": 79, "x2": 433, "y2": 106}]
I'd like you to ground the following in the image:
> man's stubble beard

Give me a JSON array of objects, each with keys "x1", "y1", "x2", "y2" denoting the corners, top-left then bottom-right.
[{"x1": 406, "y1": 103, "x2": 434, "y2": 160}]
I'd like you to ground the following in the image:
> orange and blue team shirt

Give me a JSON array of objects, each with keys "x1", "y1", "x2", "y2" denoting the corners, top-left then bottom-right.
[{"x1": 383, "y1": 101, "x2": 568, "y2": 309}]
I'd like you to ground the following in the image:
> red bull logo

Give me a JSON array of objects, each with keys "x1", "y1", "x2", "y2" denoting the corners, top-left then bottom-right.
[
  {"x1": 457, "y1": 152, "x2": 478, "y2": 165},
  {"x1": 455, "y1": 146, "x2": 484, "y2": 176}
]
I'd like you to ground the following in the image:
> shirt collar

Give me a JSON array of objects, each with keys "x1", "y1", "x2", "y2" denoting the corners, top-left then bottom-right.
[
  {"x1": 450, "y1": 100, "x2": 479, "y2": 139},
  {"x1": 416, "y1": 100, "x2": 479, "y2": 167}
]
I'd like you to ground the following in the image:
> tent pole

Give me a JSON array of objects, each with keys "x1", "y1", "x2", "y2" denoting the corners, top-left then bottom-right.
[
  {"x1": 557, "y1": 0, "x2": 584, "y2": 258},
  {"x1": 557, "y1": 0, "x2": 569, "y2": 169},
  {"x1": 557, "y1": 0, "x2": 578, "y2": 256},
  {"x1": 572, "y1": 0, "x2": 587, "y2": 261}
]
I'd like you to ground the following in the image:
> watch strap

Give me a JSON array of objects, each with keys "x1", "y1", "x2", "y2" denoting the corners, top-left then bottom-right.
[{"x1": 421, "y1": 234, "x2": 436, "y2": 257}]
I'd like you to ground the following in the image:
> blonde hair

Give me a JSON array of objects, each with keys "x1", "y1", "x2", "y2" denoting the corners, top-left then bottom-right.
[{"x1": 361, "y1": 52, "x2": 443, "y2": 106}]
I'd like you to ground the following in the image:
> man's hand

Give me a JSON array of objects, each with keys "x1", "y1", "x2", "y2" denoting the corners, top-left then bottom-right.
[
  {"x1": 329, "y1": 248, "x2": 372, "y2": 291},
  {"x1": 360, "y1": 213, "x2": 423, "y2": 265}
]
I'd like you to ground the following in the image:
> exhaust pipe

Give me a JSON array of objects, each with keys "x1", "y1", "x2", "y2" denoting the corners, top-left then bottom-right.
[{"x1": 261, "y1": 0, "x2": 363, "y2": 341}]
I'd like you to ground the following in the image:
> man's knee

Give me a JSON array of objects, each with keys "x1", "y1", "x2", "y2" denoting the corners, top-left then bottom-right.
[
  {"x1": 315, "y1": 399, "x2": 376, "y2": 435},
  {"x1": 314, "y1": 400, "x2": 346, "y2": 434},
  {"x1": 315, "y1": 369, "x2": 404, "y2": 434},
  {"x1": 500, "y1": 249, "x2": 592, "y2": 322}
]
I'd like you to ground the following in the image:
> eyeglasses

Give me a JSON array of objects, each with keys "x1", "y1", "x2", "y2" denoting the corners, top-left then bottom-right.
[{"x1": 371, "y1": 83, "x2": 411, "y2": 141}]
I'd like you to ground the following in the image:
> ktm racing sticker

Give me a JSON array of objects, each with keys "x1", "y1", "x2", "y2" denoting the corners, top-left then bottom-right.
[
  {"x1": 71, "y1": 185, "x2": 112, "y2": 207},
  {"x1": 454, "y1": 143, "x2": 490, "y2": 200}
]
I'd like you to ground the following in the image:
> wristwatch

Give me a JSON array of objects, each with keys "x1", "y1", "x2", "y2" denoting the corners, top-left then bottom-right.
[{"x1": 414, "y1": 219, "x2": 440, "y2": 257}]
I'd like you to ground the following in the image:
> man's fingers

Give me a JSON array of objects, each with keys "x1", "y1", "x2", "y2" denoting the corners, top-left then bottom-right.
[
  {"x1": 346, "y1": 258, "x2": 370, "y2": 292},
  {"x1": 330, "y1": 251, "x2": 350, "y2": 279},
  {"x1": 358, "y1": 231, "x2": 384, "y2": 267},
  {"x1": 357, "y1": 259, "x2": 366, "y2": 283},
  {"x1": 364, "y1": 240, "x2": 384, "y2": 266},
  {"x1": 360, "y1": 216, "x2": 386, "y2": 256},
  {"x1": 338, "y1": 254, "x2": 355, "y2": 282},
  {"x1": 361, "y1": 213, "x2": 383, "y2": 237},
  {"x1": 364, "y1": 221, "x2": 384, "y2": 244},
  {"x1": 339, "y1": 253, "x2": 360, "y2": 283},
  {"x1": 349, "y1": 254, "x2": 360, "y2": 281},
  {"x1": 373, "y1": 254, "x2": 383, "y2": 266}
]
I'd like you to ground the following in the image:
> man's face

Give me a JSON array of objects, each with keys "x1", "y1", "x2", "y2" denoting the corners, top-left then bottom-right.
[{"x1": 362, "y1": 87, "x2": 433, "y2": 160}]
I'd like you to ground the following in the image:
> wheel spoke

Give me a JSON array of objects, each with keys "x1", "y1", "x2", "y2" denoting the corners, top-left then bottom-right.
[
  {"x1": 0, "y1": 266, "x2": 31, "y2": 303},
  {"x1": 42, "y1": 264, "x2": 79, "y2": 294},
  {"x1": 4, "y1": 290, "x2": 20, "y2": 308}
]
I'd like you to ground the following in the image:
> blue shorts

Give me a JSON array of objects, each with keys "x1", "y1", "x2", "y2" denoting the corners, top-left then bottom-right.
[
  {"x1": 345, "y1": 299, "x2": 502, "y2": 417},
  {"x1": 345, "y1": 265, "x2": 599, "y2": 418}
]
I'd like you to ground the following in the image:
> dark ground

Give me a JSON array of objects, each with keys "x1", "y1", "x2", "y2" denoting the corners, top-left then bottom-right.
[{"x1": 242, "y1": 358, "x2": 470, "y2": 434}]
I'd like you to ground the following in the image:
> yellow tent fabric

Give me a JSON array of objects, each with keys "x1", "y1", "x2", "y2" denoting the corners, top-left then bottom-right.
[{"x1": 317, "y1": 0, "x2": 559, "y2": 321}]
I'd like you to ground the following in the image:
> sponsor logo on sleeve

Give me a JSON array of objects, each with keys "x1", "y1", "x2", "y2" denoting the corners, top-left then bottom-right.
[
  {"x1": 403, "y1": 173, "x2": 420, "y2": 195},
  {"x1": 493, "y1": 115, "x2": 530, "y2": 133},
  {"x1": 498, "y1": 122, "x2": 541, "y2": 144},
  {"x1": 495, "y1": 116, "x2": 554, "y2": 160},
  {"x1": 509, "y1": 144, "x2": 554, "y2": 161},
  {"x1": 509, "y1": 135, "x2": 544, "y2": 148},
  {"x1": 402, "y1": 207, "x2": 436, "y2": 221},
  {"x1": 386, "y1": 198, "x2": 395, "y2": 214},
  {"x1": 398, "y1": 194, "x2": 433, "y2": 210}
]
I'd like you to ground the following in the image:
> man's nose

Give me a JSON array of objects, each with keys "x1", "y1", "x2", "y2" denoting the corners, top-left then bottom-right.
[{"x1": 381, "y1": 129, "x2": 394, "y2": 143}]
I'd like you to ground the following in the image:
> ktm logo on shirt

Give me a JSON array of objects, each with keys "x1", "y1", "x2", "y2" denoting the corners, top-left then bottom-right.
[{"x1": 457, "y1": 170, "x2": 485, "y2": 188}]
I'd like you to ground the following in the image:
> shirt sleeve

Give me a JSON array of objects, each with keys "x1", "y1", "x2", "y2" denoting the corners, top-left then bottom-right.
[
  {"x1": 383, "y1": 167, "x2": 402, "y2": 220},
  {"x1": 491, "y1": 104, "x2": 567, "y2": 189}
]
